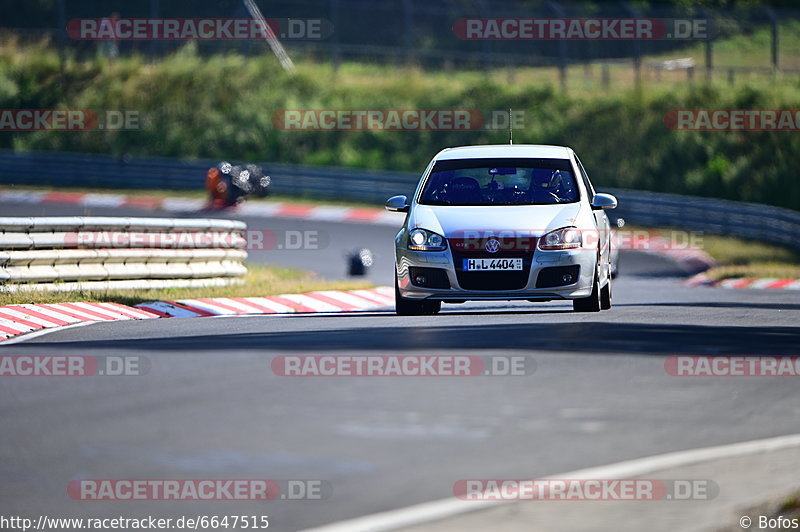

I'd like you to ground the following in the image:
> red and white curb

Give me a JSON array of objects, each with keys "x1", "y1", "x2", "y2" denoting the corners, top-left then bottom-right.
[
  {"x1": 0, "y1": 302, "x2": 161, "y2": 342},
  {"x1": 686, "y1": 274, "x2": 800, "y2": 290},
  {"x1": 0, "y1": 189, "x2": 399, "y2": 226},
  {"x1": 135, "y1": 287, "x2": 394, "y2": 317},
  {"x1": 0, "y1": 287, "x2": 394, "y2": 342}
]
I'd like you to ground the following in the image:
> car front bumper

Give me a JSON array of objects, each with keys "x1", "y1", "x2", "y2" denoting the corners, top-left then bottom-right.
[{"x1": 396, "y1": 246, "x2": 596, "y2": 301}]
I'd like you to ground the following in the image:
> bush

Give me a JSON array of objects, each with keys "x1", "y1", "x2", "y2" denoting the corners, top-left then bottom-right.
[{"x1": 2, "y1": 40, "x2": 799, "y2": 210}]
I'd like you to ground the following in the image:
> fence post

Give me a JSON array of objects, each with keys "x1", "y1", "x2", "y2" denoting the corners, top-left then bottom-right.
[
  {"x1": 150, "y1": 0, "x2": 160, "y2": 56},
  {"x1": 622, "y1": 2, "x2": 642, "y2": 90},
  {"x1": 330, "y1": 0, "x2": 341, "y2": 73},
  {"x1": 764, "y1": 7, "x2": 779, "y2": 71},
  {"x1": 57, "y1": 0, "x2": 66, "y2": 76},
  {"x1": 403, "y1": 0, "x2": 414, "y2": 65},
  {"x1": 699, "y1": 8, "x2": 713, "y2": 82},
  {"x1": 477, "y1": 0, "x2": 493, "y2": 70},
  {"x1": 547, "y1": 1, "x2": 568, "y2": 92}
]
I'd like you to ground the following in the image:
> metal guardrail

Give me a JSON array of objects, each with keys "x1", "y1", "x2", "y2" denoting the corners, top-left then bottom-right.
[
  {"x1": 0, "y1": 149, "x2": 798, "y2": 250},
  {"x1": 606, "y1": 188, "x2": 800, "y2": 250},
  {"x1": 0, "y1": 149, "x2": 418, "y2": 204},
  {"x1": 0, "y1": 216, "x2": 248, "y2": 292}
]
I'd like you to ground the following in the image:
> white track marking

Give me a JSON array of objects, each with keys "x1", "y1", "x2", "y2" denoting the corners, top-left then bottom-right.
[
  {"x1": 134, "y1": 301, "x2": 204, "y2": 318},
  {"x1": 0, "y1": 307, "x2": 61, "y2": 328},
  {"x1": 245, "y1": 297, "x2": 298, "y2": 313},
  {"x1": 279, "y1": 294, "x2": 342, "y2": 312},
  {"x1": 18, "y1": 304, "x2": 83, "y2": 324},
  {"x1": 299, "y1": 433, "x2": 800, "y2": 532}
]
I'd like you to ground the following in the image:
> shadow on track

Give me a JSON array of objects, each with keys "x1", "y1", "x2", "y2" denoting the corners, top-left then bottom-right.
[{"x1": 20, "y1": 321, "x2": 799, "y2": 356}]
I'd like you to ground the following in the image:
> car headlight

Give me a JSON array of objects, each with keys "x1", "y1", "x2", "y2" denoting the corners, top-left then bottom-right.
[
  {"x1": 538, "y1": 227, "x2": 582, "y2": 250},
  {"x1": 408, "y1": 228, "x2": 447, "y2": 251}
]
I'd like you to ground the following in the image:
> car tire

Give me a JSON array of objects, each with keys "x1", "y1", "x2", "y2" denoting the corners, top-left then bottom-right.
[
  {"x1": 600, "y1": 272, "x2": 612, "y2": 310},
  {"x1": 573, "y1": 265, "x2": 602, "y2": 313},
  {"x1": 395, "y1": 277, "x2": 441, "y2": 316}
]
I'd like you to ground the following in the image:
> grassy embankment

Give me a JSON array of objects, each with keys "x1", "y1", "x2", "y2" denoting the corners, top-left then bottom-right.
[
  {"x1": 0, "y1": 24, "x2": 798, "y2": 300},
  {"x1": 1, "y1": 24, "x2": 800, "y2": 210}
]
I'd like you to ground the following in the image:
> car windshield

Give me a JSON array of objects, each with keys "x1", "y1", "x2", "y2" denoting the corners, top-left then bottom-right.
[{"x1": 418, "y1": 157, "x2": 579, "y2": 206}]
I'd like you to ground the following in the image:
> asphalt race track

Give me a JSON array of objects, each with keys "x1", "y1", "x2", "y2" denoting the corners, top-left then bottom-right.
[{"x1": 1, "y1": 199, "x2": 799, "y2": 531}]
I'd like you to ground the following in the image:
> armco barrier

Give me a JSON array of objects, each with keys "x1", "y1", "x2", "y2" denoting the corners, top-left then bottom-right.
[
  {"x1": 0, "y1": 149, "x2": 418, "y2": 204},
  {"x1": 0, "y1": 149, "x2": 798, "y2": 249},
  {"x1": 0, "y1": 217, "x2": 247, "y2": 292},
  {"x1": 606, "y1": 188, "x2": 800, "y2": 250}
]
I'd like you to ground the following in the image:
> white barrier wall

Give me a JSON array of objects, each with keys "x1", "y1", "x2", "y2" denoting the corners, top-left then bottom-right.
[{"x1": 0, "y1": 217, "x2": 247, "y2": 292}]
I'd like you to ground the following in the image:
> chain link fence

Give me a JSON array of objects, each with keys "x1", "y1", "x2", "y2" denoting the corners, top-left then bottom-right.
[{"x1": 3, "y1": 0, "x2": 800, "y2": 88}]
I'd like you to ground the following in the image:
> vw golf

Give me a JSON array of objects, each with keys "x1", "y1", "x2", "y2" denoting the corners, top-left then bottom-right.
[{"x1": 386, "y1": 144, "x2": 617, "y2": 315}]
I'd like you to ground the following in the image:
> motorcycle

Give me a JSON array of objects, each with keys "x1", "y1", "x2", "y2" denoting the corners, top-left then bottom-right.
[{"x1": 206, "y1": 161, "x2": 271, "y2": 209}]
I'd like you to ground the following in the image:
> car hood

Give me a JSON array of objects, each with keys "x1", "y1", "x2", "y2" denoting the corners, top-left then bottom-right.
[{"x1": 408, "y1": 203, "x2": 584, "y2": 238}]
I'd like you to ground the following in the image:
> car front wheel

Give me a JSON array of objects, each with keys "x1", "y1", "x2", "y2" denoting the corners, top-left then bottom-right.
[
  {"x1": 573, "y1": 266, "x2": 602, "y2": 312},
  {"x1": 600, "y1": 272, "x2": 612, "y2": 310},
  {"x1": 395, "y1": 278, "x2": 441, "y2": 316}
]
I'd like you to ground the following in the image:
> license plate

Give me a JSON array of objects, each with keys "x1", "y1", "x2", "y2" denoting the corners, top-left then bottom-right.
[{"x1": 463, "y1": 258, "x2": 523, "y2": 271}]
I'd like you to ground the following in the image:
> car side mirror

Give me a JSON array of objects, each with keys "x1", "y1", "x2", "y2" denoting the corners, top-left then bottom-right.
[
  {"x1": 591, "y1": 193, "x2": 617, "y2": 210},
  {"x1": 385, "y1": 195, "x2": 409, "y2": 213}
]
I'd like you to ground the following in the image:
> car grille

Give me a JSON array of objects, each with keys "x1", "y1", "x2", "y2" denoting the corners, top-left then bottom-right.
[{"x1": 449, "y1": 237, "x2": 536, "y2": 291}]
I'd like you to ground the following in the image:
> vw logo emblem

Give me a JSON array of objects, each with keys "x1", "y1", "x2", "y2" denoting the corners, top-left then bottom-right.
[{"x1": 485, "y1": 238, "x2": 500, "y2": 253}]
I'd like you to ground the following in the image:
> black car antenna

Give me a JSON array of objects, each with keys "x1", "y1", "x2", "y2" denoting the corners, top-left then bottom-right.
[{"x1": 508, "y1": 108, "x2": 513, "y2": 145}]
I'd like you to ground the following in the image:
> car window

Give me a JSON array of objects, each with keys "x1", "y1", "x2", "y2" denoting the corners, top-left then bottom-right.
[
  {"x1": 418, "y1": 158, "x2": 579, "y2": 206},
  {"x1": 574, "y1": 155, "x2": 595, "y2": 201}
]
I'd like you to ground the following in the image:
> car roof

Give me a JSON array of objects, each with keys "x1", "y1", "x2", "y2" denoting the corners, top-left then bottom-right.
[{"x1": 434, "y1": 144, "x2": 573, "y2": 161}]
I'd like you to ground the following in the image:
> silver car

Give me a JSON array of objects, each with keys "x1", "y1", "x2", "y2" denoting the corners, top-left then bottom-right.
[{"x1": 386, "y1": 144, "x2": 617, "y2": 315}]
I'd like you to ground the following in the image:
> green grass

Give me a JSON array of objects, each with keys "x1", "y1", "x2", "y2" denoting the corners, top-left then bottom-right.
[
  {"x1": 624, "y1": 226, "x2": 800, "y2": 280},
  {"x1": 702, "y1": 263, "x2": 800, "y2": 280},
  {"x1": 3, "y1": 28, "x2": 800, "y2": 210},
  {"x1": 700, "y1": 234, "x2": 800, "y2": 266},
  {"x1": 694, "y1": 233, "x2": 800, "y2": 279},
  {"x1": 0, "y1": 264, "x2": 372, "y2": 306}
]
